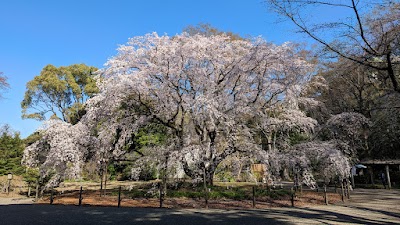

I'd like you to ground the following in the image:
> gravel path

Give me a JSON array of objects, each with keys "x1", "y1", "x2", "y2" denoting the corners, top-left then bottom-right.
[
  {"x1": 0, "y1": 196, "x2": 34, "y2": 205},
  {"x1": 0, "y1": 189, "x2": 398, "y2": 224}
]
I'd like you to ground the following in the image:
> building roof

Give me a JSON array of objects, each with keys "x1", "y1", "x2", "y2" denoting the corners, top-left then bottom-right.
[{"x1": 360, "y1": 159, "x2": 400, "y2": 165}]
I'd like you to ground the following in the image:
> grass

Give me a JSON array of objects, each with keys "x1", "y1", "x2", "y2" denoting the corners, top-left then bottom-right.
[
  {"x1": 38, "y1": 180, "x2": 344, "y2": 209},
  {"x1": 105, "y1": 182, "x2": 293, "y2": 201}
]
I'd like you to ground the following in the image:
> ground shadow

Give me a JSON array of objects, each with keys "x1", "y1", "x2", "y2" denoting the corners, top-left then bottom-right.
[{"x1": 1, "y1": 203, "x2": 399, "y2": 225}]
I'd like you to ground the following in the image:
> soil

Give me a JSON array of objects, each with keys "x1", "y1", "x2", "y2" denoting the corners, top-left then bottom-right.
[{"x1": 38, "y1": 190, "x2": 342, "y2": 209}]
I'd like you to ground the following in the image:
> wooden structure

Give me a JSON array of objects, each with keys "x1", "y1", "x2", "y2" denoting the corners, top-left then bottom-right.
[{"x1": 360, "y1": 159, "x2": 400, "y2": 189}]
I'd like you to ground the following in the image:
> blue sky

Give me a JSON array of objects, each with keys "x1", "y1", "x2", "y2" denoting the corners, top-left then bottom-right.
[{"x1": 0, "y1": 0, "x2": 335, "y2": 137}]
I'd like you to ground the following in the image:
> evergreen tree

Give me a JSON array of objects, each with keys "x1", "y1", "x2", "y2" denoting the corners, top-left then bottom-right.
[{"x1": 0, "y1": 125, "x2": 24, "y2": 175}]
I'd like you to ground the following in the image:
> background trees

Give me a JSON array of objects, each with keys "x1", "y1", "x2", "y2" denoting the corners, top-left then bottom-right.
[
  {"x1": 266, "y1": 0, "x2": 400, "y2": 161},
  {"x1": 21, "y1": 64, "x2": 98, "y2": 124},
  {"x1": 0, "y1": 125, "x2": 24, "y2": 175},
  {"x1": 267, "y1": 0, "x2": 400, "y2": 93}
]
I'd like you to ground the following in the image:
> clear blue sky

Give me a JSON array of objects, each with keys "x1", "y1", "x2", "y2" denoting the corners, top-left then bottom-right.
[{"x1": 0, "y1": 0, "x2": 338, "y2": 137}]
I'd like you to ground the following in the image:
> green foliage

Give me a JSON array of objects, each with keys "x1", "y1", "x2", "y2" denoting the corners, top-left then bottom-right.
[
  {"x1": 123, "y1": 184, "x2": 291, "y2": 200},
  {"x1": 215, "y1": 171, "x2": 236, "y2": 182},
  {"x1": 0, "y1": 125, "x2": 25, "y2": 175},
  {"x1": 21, "y1": 64, "x2": 98, "y2": 124},
  {"x1": 133, "y1": 123, "x2": 168, "y2": 151},
  {"x1": 183, "y1": 23, "x2": 244, "y2": 41},
  {"x1": 288, "y1": 132, "x2": 310, "y2": 146},
  {"x1": 23, "y1": 131, "x2": 42, "y2": 146},
  {"x1": 22, "y1": 167, "x2": 40, "y2": 186}
]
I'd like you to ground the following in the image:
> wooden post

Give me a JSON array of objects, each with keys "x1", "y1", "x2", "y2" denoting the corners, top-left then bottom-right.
[
  {"x1": 163, "y1": 155, "x2": 168, "y2": 196},
  {"x1": 100, "y1": 170, "x2": 103, "y2": 197},
  {"x1": 78, "y1": 186, "x2": 83, "y2": 206},
  {"x1": 28, "y1": 186, "x2": 31, "y2": 197},
  {"x1": 252, "y1": 186, "x2": 256, "y2": 208},
  {"x1": 324, "y1": 185, "x2": 328, "y2": 205},
  {"x1": 104, "y1": 164, "x2": 108, "y2": 196},
  {"x1": 203, "y1": 167, "x2": 208, "y2": 209},
  {"x1": 347, "y1": 179, "x2": 351, "y2": 199},
  {"x1": 291, "y1": 187, "x2": 295, "y2": 207},
  {"x1": 159, "y1": 182, "x2": 163, "y2": 208},
  {"x1": 50, "y1": 187, "x2": 54, "y2": 205},
  {"x1": 341, "y1": 180, "x2": 345, "y2": 202},
  {"x1": 385, "y1": 165, "x2": 391, "y2": 189},
  {"x1": 118, "y1": 186, "x2": 122, "y2": 208}
]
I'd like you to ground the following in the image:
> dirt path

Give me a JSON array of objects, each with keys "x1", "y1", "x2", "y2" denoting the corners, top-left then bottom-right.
[
  {"x1": 295, "y1": 188, "x2": 400, "y2": 224},
  {"x1": 0, "y1": 196, "x2": 34, "y2": 205}
]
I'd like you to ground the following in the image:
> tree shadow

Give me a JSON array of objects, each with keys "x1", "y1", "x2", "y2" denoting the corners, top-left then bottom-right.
[
  {"x1": 0, "y1": 204, "x2": 399, "y2": 225},
  {"x1": 0, "y1": 204, "x2": 286, "y2": 225}
]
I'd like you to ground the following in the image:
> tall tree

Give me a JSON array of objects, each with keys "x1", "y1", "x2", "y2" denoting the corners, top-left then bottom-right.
[
  {"x1": 24, "y1": 33, "x2": 318, "y2": 186},
  {"x1": 368, "y1": 92, "x2": 400, "y2": 159},
  {"x1": 24, "y1": 33, "x2": 358, "y2": 188},
  {"x1": 99, "y1": 33, "x2": 316, "y2": 185},
  {"x1": 267, "y1": 0, "x2": 400, "y2": 93},
  {"x1": 21, "y1": 64, "x2": 98, "y2": 124},
  {"x1": 316, "y1": 59, "x2": 383, "y2": 117},
  {"x1": 0, "y1": 125, "x2": 24, "y2": 175}
]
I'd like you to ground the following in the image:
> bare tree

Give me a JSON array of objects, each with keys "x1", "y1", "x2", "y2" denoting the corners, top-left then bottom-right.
[{"x1": 267, "y1": 0, "x2": 400, "y2": 92}]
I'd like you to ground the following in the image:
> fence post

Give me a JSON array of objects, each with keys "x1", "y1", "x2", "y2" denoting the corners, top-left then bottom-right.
[
  {"x1": 291, "y1": 187, "x2": 295, "y2": 207},
  {"x1": 104, "y1": 166, "x2": 108, "y2": 197},
  {"x1": 159, "y1": 182, "x2": 163, "y2": 208},
  {"x1": 252, "y1": 186, "x2": 256, "y2": 208},
  {"x1": 79, "y1": 186, "x2": 83, "y2": 206},
  {"x1": 346, "y1": 179, "x2": 351, "y2": 199},
  {"x1": 50, "y1": 187, "x2": 54, "y2": 205},
  {"x1": 100, "y1": 170, "x2": 103, "y2": 197},
  {"x1": 203, "y1": 167, "x2": 208, "y2": 209},
  {"x1": 118, "y1": 186, "x2": 122, "y2": 208},
  {"x1": 341, "y1": 180, "x2": 345, "y2": 202}
]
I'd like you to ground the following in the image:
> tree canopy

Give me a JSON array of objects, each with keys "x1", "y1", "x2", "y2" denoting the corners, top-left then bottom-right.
[
  {"x1": 0, "y1": 125, "x2": 24, "y2": 175},
  {"x1": 21, "y1": 64, "x2": 98, "y2": 124},
  {"x1": 22, "y1": 33, "x2": 365, "y2": 188}
]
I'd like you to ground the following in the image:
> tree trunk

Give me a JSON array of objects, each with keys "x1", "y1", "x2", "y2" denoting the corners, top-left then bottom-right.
[
  {"x1": 100, "y1": 169, "x2": 103, "y2": 197},
  {"x1": 104, "y1": 164, "x2": 108, "y2": 196},
  {"x1": 386, "y1": 53, "x2": 399, "y2": 93},
  {"x1": 204, "y1": 167, "x2": 215, "y2": 186},
  {"x1": 35, "y1": 182, "x2": 39, "y2": 201},
  {"x1": 163, "y1": 155, "x2": 169, "y2": 195}
]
